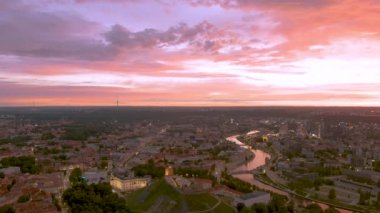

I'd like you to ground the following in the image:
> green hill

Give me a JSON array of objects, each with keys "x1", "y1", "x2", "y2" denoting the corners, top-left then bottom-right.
[{"x1": 126, "y1": 179, "x2": 235, "y2": 213}]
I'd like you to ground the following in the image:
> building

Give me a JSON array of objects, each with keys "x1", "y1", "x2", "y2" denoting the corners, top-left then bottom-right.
[
  {"x1": 83, "y1": 170, "x2": 108, "y2": 184},
  {"x1": 165, "y1": 166, "x2": 174, "y2": 176},
  {"x1": 165, "y1": 175, "x2": 191, "y2": 189},
  {"x1": 0, "y1": 167, "x2": 21, "y2": 175},
  {"x1": 110, "y1": 175, "x2": 151, "y2": 192},
  {"x1": 238, "y1": 191, "x2": 271, "y2": 207}
]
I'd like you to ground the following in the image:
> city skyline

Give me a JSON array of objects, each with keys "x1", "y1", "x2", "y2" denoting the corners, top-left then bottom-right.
[{"x1": 1, "y1": 0, "x2": 380, "y2": 106}]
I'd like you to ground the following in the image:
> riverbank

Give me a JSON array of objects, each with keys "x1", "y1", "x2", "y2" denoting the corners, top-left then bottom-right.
[{"x1": 225, "y1": 130, "x2": 363, "y2": 213}]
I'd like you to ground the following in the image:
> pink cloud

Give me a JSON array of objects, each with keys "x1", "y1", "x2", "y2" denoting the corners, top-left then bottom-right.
[{"x1": 0, "y1": 0, "x2": 380, "y2": 106}]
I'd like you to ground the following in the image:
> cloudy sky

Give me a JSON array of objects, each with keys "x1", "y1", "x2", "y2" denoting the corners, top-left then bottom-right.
[{"x1": 1, "y1": 0, "x2": 379, "y2": 106}]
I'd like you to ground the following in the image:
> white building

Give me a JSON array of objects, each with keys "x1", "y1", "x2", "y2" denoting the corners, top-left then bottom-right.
[{"x1": 110, "y1": 175, "x2": 151, "y2": 192}]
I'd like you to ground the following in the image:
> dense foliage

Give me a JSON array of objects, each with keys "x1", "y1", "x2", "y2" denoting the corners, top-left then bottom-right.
[
  {"x1": 69, "y1": 168, "x2": 83, "y2": 184},
  {"x1": 288, "y1": 177, "x2": 333, "y2": 191},
  {"x1": 303, "y1": 204, "x2": 323, "y2": 213},
  {"x1": 311, "y1": 166, "x2": 341, "y2": 177},
  {"x1": 373, "y1": 161, "x2": 380, "y2": 172},
  {"x1": 0, "y1": 136, "x2": 31, "y2": 146},
  {"x1": 41, "y1": 132, "x2": 55, "y2": 140},
  {"x1": 358, "y1": 191, "x2": 371, "y2": 205},
  {"x1": 175, "y1": 167, "x2": 216, "y2": 183},
  {"x1": 240, "y1": 194, "x2": 293, "y2": 213},
  {"x1": 324, "y1": 207, "x2": 339, "y2": 213},
  {"x1": 328, "y1": 189, "x2": 336, "y2": 200},
  {"x1": 62, "y1": 126, "x2": 91, "y2": 141},
  {"x1": 62, "y1": 182, "x2": 130, "y2": 213},
  {"x1": 0, "y1": 205, "x2": 15, "y2": 213},
  {"x1": 347, "y1": 174, "x2": 375, "y2": 185},
  {"x1": 0, "y1": 156, "x2": 39, "y2": 174},
  {"x1": 62, "y1": 124, "x2": 110, "y2": 141},
  {"x1": 17, "y1": 194, "x2": 30, "y2": 203},
  {"x1": 132, "y1": 160, "x2": 164, "y2": 178},
  {"x1": 221, "y1": 172, "x2": 253, "y2": 193},
  {"x1": 240, "y1": 197, "x2": 340, "y2": 213}
]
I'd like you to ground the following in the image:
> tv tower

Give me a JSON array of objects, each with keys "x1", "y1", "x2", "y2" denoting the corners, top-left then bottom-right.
[{"x1": 116, "y1": 97, "x2": 119, "y2": 112}]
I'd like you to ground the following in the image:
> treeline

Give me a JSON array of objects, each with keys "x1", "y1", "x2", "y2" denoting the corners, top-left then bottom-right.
[
  {"x1": 238, "y1": 194, "x2": 293, "y2": 212},
  {"x1": 62, "y1": 168, "x2": 130, "y2": 212},
  {"x1": 175, "y1": 167, "x2": 217, "y2": 184},
  {"x1": 238, "y1": 195, "x2": 339, "y2": 213},
  {"x1": 288, "y1": 177, "x2": 334, "y2": 192},
  {"x1": 0, "y1": 156, "x2": 39, "y2": 174},
  {"x1": 132, "y1": 160, "x2": 165, "y2": 178},
  {"x1": 0, "y1": 136, "x2": 31, "y2": 146},
  {"x1": 0, "y1": 205, "x2": 15, "y2": 213},
  {"x1": 311, "y1": 166, "x2": 342, "y2": 177},
  {"x1": 62, "y1": 124, "x2": 111, "y2": 141},
  {"x1": 63, "y1": 182, "x2": 129, "y2": 213},
  {"x1": 221, "y1": 172, "x2": 254, "y2": 193}
]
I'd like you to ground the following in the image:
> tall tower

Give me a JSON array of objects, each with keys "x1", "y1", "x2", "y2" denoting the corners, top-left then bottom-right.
[{"x1": 116, "y1": 97, "x2": 119, "y2": 112}]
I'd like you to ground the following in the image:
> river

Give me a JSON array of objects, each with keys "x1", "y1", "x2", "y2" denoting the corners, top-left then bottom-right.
[
  {"x1": 226, "y1": 134, "x2": 288, "y2": 196},
  {"x1": 226, "y1": 131, "x2": 352, "y2": 213}
]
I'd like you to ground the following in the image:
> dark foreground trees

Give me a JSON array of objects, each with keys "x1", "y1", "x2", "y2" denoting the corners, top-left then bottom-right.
[
  {"x1": 62, "y1": 182, "x2": 130, "y2": 213},
  {"x1": 239, "y1": 195, "x2": 340, "y2": 213},
  {"x1": 0, "y1": 205, "x2": 15, "y2": 213}
]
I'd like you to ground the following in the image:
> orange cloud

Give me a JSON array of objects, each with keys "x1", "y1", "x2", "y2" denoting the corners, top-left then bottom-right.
[{"x1": 0, "y1": 0, "x2": 380, "y2": 106}]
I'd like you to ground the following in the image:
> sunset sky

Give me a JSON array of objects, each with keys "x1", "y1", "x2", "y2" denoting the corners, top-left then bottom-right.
[{"x1": 1, "y1": 0, "x2": 380, "y2": 106}]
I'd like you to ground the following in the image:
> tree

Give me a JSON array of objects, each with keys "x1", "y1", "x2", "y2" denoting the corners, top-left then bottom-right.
[
  {"x1": 236, "y1": 203, "x2": 246, "y2": 212},
  {"x1": 324, "y1": 207, "x2": 339, "y2": 213},
  {"x1": 373, "y1": 161, "x2": 380, "y2": 172},
  {"x1": 17, "y1": 194, "x2": 30, "y2": 203},
  {"x1": 358, "y1": 191, "x2": 371, "y2": 205},
  {"x1": 251, "y1": 203, "x2": 268, "y2": 213},
  {"x1": 63, "y1": 182, "x2": 130, "y2": 213},
  {"x1": 328, "y1": 189, "x2": 336, "y2": 200},
  {"x1": 98, "y1": 160, "x2": 108, "y2": 170},
  {"x1": 132, "y1": 162, "x2": 164, "y2": 178},
  {"x1": 69, "y1": 168, "x2": 83, "y2": 185},
  {"x1": 267, "y1": 195, "x2": 288, "y2": 213},
  {"x1": 220, "y1": 172, "x2": 253, "y2": 193},
  {"x1": 287, "y1": 201, "x2": 295, "y2": 213},
  {"x1": 0, "y1": 156, "x2": 39, "y2": 174},
  {"x1": 41, "y1": 132, "x2": 55, "y2": 140},
  {"x1": 303, "y1": 204, "x2": 323, "y2": 213},
  {"x1": 0, "y1": 205, "x2": 15, "y2": 213}
]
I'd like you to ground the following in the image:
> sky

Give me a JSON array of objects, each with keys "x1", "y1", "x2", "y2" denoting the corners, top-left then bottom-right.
[{"x1": 1, "y1": 0, "x2": 380, "y2": 106}]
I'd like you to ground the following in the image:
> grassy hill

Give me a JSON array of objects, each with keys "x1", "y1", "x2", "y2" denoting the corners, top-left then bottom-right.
[{"x1": 126, "y1": 179, "x2": 235, "y2": 213}]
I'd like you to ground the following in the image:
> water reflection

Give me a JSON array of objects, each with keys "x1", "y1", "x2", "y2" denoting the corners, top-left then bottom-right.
[{"x1": 226, "y1": 131, "x2": 352, "y2": 213}]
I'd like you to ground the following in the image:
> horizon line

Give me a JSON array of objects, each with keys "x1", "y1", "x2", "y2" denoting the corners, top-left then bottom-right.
[{"x1": 1, "y1": 105, "x2": 380, "y2": 108}]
